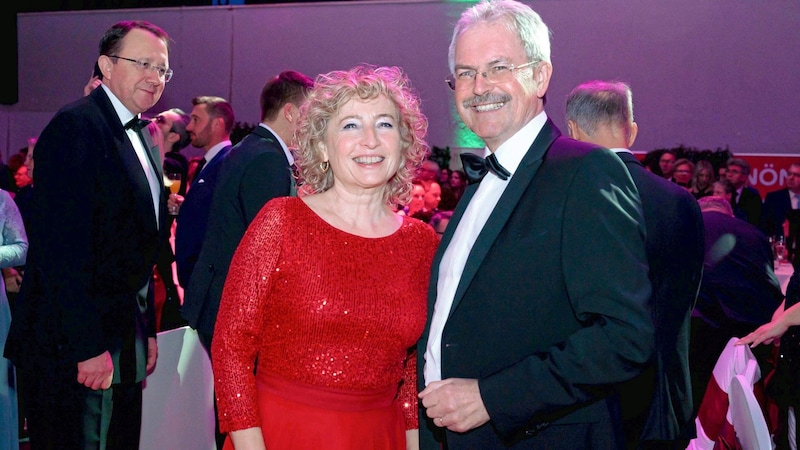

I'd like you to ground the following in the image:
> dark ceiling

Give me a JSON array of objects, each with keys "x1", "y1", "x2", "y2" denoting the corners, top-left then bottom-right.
[{"x1": 14, "y1": 0, "x2": 345, "y2": 14}]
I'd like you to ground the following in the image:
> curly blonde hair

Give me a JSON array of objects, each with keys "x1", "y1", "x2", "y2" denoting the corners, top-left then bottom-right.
[{"x1": 294, "y1": 65, "x2": 429, "y2": 206}]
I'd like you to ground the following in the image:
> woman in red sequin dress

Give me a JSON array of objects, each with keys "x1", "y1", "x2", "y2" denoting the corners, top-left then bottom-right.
[{"x1": 212, "y1": 65, "x2": 438, "y2": 450}]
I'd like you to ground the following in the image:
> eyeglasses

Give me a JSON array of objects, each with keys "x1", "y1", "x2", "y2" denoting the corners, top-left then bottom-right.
[
  {"x1": 445, "y1": 61, "x2": 538, "y2": 91},
  {"x1": 788, "y1": 172, "x2": 800, "y2": 178},
  {"x1": 110, "y1": 55, "x2": 173, "y2": 82}
]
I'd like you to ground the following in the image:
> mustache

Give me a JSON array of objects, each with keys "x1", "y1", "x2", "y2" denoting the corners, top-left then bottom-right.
[{"x1": 462, "y1": 93, "x2": 511, "y2": 108}]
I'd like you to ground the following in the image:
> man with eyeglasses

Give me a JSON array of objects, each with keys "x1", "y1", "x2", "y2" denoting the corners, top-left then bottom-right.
[
  {"x1": 417, "y1": 1, "x2": 652, "y2": 449},
  {"x1": 5, "y1": 20, "x2": 172, "y2": 449},
  {"x1": 726, "y1": 157, "x2": 763, "y2": 228},
  {"x1": 763, "y1": 163, "x2": 800, "y2": 237}
]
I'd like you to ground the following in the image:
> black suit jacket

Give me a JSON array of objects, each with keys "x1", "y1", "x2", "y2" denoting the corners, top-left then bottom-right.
[
  {"x1": 174, "y1": 145, "x2": 231, "y2": 287},
  {"x1": 736, "y1": 186, "x2": 763, "y2": 230},
  {"x1": 5, "y1": 87, "x2": 166, "y2": 383},
  {"x1": 418, "y1": 120, "x2": 653, "y2": 449},
  {"x1": 695, "y1": 211, "x2": 783, "y2": 329},
  {"x1": 613, "y1": 151, "x2": 705, "y2": 444},
  {"x1": 182, "y1": 126, "x2": 293, "y2": 336},
  {"x1": 762, "y1": 187, "x2": 794, "y2": 237}
]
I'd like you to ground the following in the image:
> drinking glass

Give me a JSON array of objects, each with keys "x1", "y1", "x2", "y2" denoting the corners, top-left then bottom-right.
[
  {"x1": 164, "y1": 172, "x2": 182, "y2": 215},
  {"x1": 773, "y1": 235, "x2": 787, "y2": 265}
]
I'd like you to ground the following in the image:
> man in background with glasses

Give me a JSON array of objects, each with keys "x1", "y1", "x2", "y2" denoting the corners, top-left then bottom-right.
[
  {"x1": 418, "y1": 1, "x2": 652, "y2": 448},
  {"x1": 763, "y1": 162, "x2": 800, "y2": 238},
  {"x1": 726, "y1": 157, "x2": 763, "y2": 229},
  {"x1": 5, "y1": 20, "x2": 172, "y2": 449}
]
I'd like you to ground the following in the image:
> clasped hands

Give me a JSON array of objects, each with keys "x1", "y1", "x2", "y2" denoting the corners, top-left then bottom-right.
[{"x1": 418, "y1": 378, "x2": 491, "y2": 432}]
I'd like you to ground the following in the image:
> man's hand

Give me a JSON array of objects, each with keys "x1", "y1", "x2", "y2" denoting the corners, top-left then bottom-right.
[
  {"x1": 2, "y1": 267, "x2": 23, "y2": 293},
  {"x1": 77, "y1": 351, "x2": 114, "y2": 390},
  {"x1": 146, "y1": 337, "x2": 158, "y2": 374},
  {"x1": 418, "y1": 378, "x2": 491, "y2": 433}
]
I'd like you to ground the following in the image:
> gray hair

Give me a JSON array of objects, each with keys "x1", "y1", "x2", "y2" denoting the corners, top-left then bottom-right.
[
  {"x1": 726, "y1": 157, "x2": 751, "y2": 175},
  {"x1": 448, "y1": 0, "x2": 552, "y2": 74},
  {"x1": 565, "y1": 80, "x2": 634, "y2": 141}
]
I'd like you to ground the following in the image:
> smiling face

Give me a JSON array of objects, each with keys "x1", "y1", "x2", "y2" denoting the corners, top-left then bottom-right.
[
  {"x1": 321, "y1": 94, "x2": 403, "y2": 194},
  {"x1": 453, "y1": 21, "x2": 550, "y2": 151},
  {"x1": 100, "y1": 28, "x2": 168, "y2": 115}
]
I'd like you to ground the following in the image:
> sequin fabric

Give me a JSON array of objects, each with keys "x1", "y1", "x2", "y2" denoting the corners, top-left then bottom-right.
[{"x1": 212, "y1": 197, "x2": 438, "y2": 433}]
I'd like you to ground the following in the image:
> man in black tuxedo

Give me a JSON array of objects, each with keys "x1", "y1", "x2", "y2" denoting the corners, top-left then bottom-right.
[
  {"x1": 762, "y1": 162, "x2": 800, "y2": 237},
  {"x1": 182, "y1": 71, "x2": 314, "y2": 355},
  {"x1": 4, "y1": 20, "x2": 171, "y2": 449},
  {"x1": 566, "y1": 80, "x2": 705, "y2": 449},
  {"x1": 726, "y1": 158, "x2": 763, "y2": 229},
  {"x1": 171, "y1": 96, "x2": 234, "y2": 290},
  {"x1": 417, "y1": 2, "x2": 653, "y2": 449}
]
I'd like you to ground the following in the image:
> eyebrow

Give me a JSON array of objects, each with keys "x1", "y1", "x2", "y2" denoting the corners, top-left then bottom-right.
[
  {"x1": 454, "y1": 58, "x2": 508, "y2": 70},
  {"x1": 338, "y1": 112, "x2": 396, "y2": 123}
]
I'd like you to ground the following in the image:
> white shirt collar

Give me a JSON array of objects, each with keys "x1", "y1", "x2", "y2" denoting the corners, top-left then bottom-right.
[
  {"x1": 259, "y1": 123, "x2": 293, "y2": 165},
  {"x1": 490, "y1": 111, "x2": 548, "y2": 178},
  {"x1": 204, "y1": 139, "x2": 232, "y2": 163},
  {"x1": 101, "y1": 84, "x2": 138, "y2": 127}
]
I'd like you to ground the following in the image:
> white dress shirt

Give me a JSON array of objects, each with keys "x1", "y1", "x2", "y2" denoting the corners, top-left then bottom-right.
[
  {"x1": 424, "y1": 111, "x2": 547, "y2": 384},
  {"x1": 259, "y1": 123, "x2": 294, "y2": 165},
  {"x1": 103, "y1": 84, "x2": 161, "y2": 225}
]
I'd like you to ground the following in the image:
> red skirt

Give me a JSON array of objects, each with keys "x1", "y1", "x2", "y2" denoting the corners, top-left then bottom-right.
[{"x1": 223, "y1": 373, "x2": 407, "y2": 449}]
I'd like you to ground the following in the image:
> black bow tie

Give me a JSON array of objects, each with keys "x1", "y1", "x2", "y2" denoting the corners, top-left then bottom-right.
[
  {"x1": 460, "y1": 152, "x2": 511, "y2": 184},
  {"x1": 124, "y1": 117, "x2": 151, "y2": 132}
]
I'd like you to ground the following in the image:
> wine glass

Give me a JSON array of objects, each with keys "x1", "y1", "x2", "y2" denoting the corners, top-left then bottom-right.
[
  {"x1": 164, "y1": 172, "x2": 182, "y2": 215},
  {"x1": 773, "y1": 235, "x2": 787, "y2": 265}
]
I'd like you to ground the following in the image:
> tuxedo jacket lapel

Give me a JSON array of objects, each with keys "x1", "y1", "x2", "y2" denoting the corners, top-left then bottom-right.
[
  {"x1": 446, "y1": 119, "x2": 560, "y2": 316},
  {"x1": 112, "y1": 123, "x2": 160, "y2": 234},
  {"x1": 141, "y1": 128, "x2": 163, "y2": 179}
]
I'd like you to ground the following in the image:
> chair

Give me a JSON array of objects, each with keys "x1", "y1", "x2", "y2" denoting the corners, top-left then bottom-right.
[
  {"x1": 687, "y1": 337, "x2": 774, "y2": 450},
  {"x1": 140, "y1": 326, "x2": 216, "y2": 450},
  {"x1": 729, "y1": 360, "x2": 773, "y2": 449}
]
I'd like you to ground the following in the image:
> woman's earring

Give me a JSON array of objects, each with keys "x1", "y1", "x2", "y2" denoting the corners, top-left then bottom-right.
[{"x1": 320, "y1": 161, "x2": 329, "y2": 173}]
